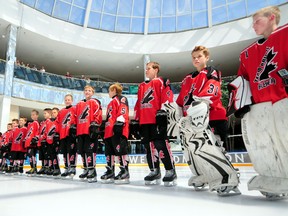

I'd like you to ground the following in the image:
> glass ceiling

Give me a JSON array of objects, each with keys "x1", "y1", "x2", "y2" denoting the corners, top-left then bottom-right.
[{"x1": 20, "y1": 0, "x2": 287, "y2": 34}]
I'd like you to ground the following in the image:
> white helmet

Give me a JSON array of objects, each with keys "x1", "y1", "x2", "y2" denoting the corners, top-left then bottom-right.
[{"x1": 186, "y1": 101, "x2": 209, "y2": 133}]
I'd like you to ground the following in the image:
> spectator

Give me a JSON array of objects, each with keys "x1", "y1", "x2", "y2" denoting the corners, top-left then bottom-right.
[
  {"x1": 32, "y1": 65, "x2": 37, "y2": 71},
  {"x1": 40, "y1": 66, "x2": 45, "y2": 72},
  {"x1": 26, "y1": 63, "x2": 30, "y2": 68},
  {"x1": 66, "y1": 72, "x2": 72, "y2": 78}
]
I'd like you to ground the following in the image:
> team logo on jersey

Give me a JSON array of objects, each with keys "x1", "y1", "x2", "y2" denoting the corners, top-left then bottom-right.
[
  {"x1": 26, "y1": 128, "x2": 32, "y2": 140},
  {"x1": 62, "y1": 112, "x2": 71, "y2": 127},
  {"x1": 141, "y1": 87, "x2": 154, "y2": 108},
  {"x1": 183, "y1": 84, "x2": 196, "y2": 112},
  {"x1": 40, "y1": 126, "x2": 46, "y2": 135},
  {"x1": 15, "y1": 132, "x2": 23, "y2": 144},
  {"x1": 254, "y1": 47, "x2": 277, "y2": 90},
  {"x1": 79, "y1": 106, "x2": 89, "y2": 124},
  {"x1": 120, "y1": 97, "x2": 127, "y2": 104},
  {"x1": 48, "y1": 126, "x2": 56, "y2": 138}
]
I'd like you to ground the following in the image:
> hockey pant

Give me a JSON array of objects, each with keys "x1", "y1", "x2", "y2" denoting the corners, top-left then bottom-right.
[
  {"x1": 241, "y1": 99, "x2": 288, "y2": 193},
  {"x1": 60, "y1": 137, "x2": 77, "y2": 168},
  {"x1": 104, "y1": 136, "x2": 129, "y2": 168},
  {"x1": 180, "y1": 127, "x2": 239, "y2": 191},
  {"x1": 141, "y1": 124, "x2": 175, "y2": 171},
  {"x1": 27, "y1": 148, "x2": 37, "y2": 169},
  {"x1": 77, "y1": 134, "x2": 97, "y2": 169}
]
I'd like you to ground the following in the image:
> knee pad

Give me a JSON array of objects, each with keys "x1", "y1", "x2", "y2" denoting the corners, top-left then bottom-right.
[{"x1": 186, "y1": 101, "x2": 209, "y2": 133}]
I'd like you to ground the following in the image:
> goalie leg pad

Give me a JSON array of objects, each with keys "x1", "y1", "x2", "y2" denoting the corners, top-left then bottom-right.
[
  {"x1": 242, "y1": 102, "x2": 288, "y2": 178},
  {"x1": 163, "y1": 102, "x2": 183, "y2": 137}
]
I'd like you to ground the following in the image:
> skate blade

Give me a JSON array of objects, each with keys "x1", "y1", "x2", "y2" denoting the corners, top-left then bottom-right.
[
  {"x1": 145, "y1": 179, "x2": 161, "y2": 185},
  {"x1": 101, "y1": 179, "x2": 115, "y2": 184},
  {"x1": 217, "y1": 187, "x2": 241, "y2": 197},
  {"x1": 114, "y1": 179, "x2": 130, "y2": 184},
  {"x1": 192, "y1": 183, "x2": 208, "y2": 191},
  {"x1": 164, "y1": 179, "x2": 177, "y2": 187},
  {"x1": 53, "y1": 175, "x2": 61, "y2": 179},
  {"x1": 87, "y1": 177, "x2": 97, "y2": 183},
  {"x1": 260, "y1": 191, "x2": 288, "y2": 200}
]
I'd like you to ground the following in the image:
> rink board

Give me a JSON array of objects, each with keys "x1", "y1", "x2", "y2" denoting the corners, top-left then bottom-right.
[{"x1": 22, "y1": 152, "x2": 252, "y2": 167}]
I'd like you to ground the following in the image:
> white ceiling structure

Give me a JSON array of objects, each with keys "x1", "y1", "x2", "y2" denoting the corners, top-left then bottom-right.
[{"x1": 0, "y1": 0, "x2": 277, "y2": 83}]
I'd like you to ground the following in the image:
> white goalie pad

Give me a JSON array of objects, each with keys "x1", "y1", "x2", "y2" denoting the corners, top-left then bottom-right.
[
  {"x1": 227, "y1": 76, "x2": 252, "y2": 117},
  {"x1": 163, "y1": 102, "x2": 183, "y2": 137}
]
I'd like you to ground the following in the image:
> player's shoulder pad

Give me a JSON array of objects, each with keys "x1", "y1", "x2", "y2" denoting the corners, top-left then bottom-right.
[
  {"x1": 118, "y1": 95, "x2": 128, "y2": 105},
  {"x1": 159, "y1": 76, "x2": 171, "y2": 87},
  {"x1": 91, "y1": 98, "x2": 101, "y2": 106},
  {"x1": 206, "y1": 66, "x2": 221, "y2": 81}
]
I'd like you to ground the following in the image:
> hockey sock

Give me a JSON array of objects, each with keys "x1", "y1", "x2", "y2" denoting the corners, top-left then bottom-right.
[{"x1": 154, "y1": 139, "x2": 174, "y2": 170}]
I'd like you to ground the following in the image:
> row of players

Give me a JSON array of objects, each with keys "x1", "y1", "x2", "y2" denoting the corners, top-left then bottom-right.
[{"x1": 1, "y1": 5, "x2": 288, "y2": 198}]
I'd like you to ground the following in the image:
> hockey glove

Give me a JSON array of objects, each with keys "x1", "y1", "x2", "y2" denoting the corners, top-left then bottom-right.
[
  {"x1": 89, "y1": 122, "x2": 99, "y2": 140},
  {"x1": 30, "y1": 137, "x2": 39, "y2": 147},
  {"x1": 113, "y1": 121, "x2": 124, "y2": 136},
  {"x1": 69, "y1": 124, "x2": 77, "y2": 139},
  {"x1": 156, "y1": 110, "x2": 168, "y2": 127}
]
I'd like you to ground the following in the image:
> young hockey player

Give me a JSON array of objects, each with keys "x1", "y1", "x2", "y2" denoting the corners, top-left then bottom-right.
[
  {"x1": 134, "y1": 62, "x2": 177, "y2": 186},
  {"x1": 75, "y1": 85, "x2": 102, "y2": 182},
  {"x1": 174, "y1": 46, "x2": 240, "y2": 195},
  {"x1": 101, "y1": 83, "x2": 130, "y2": 184},
  {"x1": 57, "y1": 94, "x2": 77, "y2": 178},
  {"x1": 230, "y1": 6, "x2": 288, "y2": 199},
  {"x1": 24, "y1": 110, "x2": 40, "y2": 176},
  {"x1": 7, "y1": 118, "x2": 27, "y2": 175},
  {"x1": 36, "y1": 108, "x2": 52, "y2": 176},
  {"x1": 0, "y1": 123, "x2": 13, "y2": 173}
]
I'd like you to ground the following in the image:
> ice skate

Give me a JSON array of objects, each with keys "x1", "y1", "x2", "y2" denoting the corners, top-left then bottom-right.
[
  {"x1": 67, "y1": 166, "x2": 76, "y2": 179},
  {"x1": 114, "y1": 167, "x2": 130, "y2": 184},
  {"x1": 216, "y1": 186, "x2": 241, "y2": 196},
  {"x1": 5, "y1": 166, "x2": 14, "y2": 175},
  {"x1": 26, "y1": 167, "x2": 37, "y2": 177},
  {"x1": 52, "y1": 169, "x2": 61, "y2": 178},
  {"x1": 260, "y1": 191, "x2": 288, "y2": 200},
  {"x1": 101, "y1": 166, "x2": 115, "y2": 184},
  {"x1": 1, "y1": 164, "x2": 8, "y2": 174},
  {"x1": 36, "y1": 167, "x2": 46, "y2": 176},
  {"x1": 188, "y1": 175, "x2": 208, "y2": 191},
  {"x1": 144, "y1": 168, "x2": 161, "y2": 185},
  {"x1": 87, "y1": 168, "x2": 97, "y2": 183},
  {"x1": 163, "y1": 169, "x2": 177, "y2": 187},
  {"x1": 61, "y1": 168, "x2": 69, "y2": 179},
  {"x1": 17, "y1": 166, "x2": 24, "y2": 176},
  {"x1": 46, "y1": 167, "x2": 54, "y2": 177},
  {"x1": 79, "y1": 168, "x2": 89, "y2": 181}
]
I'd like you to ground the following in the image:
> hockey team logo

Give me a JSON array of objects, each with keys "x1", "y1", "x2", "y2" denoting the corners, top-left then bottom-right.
[
  {"x1": 116, "y1": 144, "x2": 120, "y2": 152},
  {"x1": 183, "y1": 84, "x2": 196, "y2": 112},
  {"x1": 26, "y1": 128, "x2": 32, "y2": 139},
  {"x1": 141, "y1": 87, "x2": 154, "y2": 108},
  {"x1": 254, "y1": 47, "x2": 277, "y2": 90},
  {"x1": 79, "y1": 106, "x2": 89, "y2": 124},
  {"x1": 48, "y1": 126, "x2": 56, "y2": 140},
  {"x1": 40, "y1": 126, "x2": 46, "y2": 135},
  {"x1": 15, "y1": 132, "x2": 23, "y2": 144},
  {"x1": 62, "y1": 112, "x2": 71, "y2": 128}
]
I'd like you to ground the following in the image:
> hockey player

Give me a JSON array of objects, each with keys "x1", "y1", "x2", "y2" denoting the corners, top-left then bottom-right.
[
  {"x1": 24, "y1": 110, "x2": 40, "y2": 176},
  {"x1": 231, "y1": 6, "x2": 288, "y2": 199},
  {"x1": 134, "y1": 62, "x2": 177, "y2": 186},
  {"x1": 101, "y1": 83, "x2": 130, "y2": 184},
  {"x1": 175, "y1": 46, "x2": 240, "y2": 195},
  {"x1": 7, "y1": 118, "x2": 27, "y2": 175},
  {"x1": 75, "y1": 85, "x2": 102, "y2": 182},
  {"x1": 57, "y1": 94, "x2": 77, "y2": 178},
  {"x1": 0, "y1": 123, "x2": 13, "y2": 173},
  {"x1": 36, "y1": 108, "x2": 52, "y2": 176}
]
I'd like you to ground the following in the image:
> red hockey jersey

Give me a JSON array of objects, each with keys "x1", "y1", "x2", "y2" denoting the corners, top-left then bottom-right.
[
  {"x1": 11, "y1": 126, "x2": 27, "y2": 152},
  {"x1": 104, "y1": 95, "x2": 129, "y2": 139},
  {"x1": 43, "y1": 119, "x2": 58, "y2": 145},
  {"x1": 37, "y1": 120, "x2": 47, "y2": 147},
  {"x1": 24, "y1": 121, "x2": 39, "y2": 148},
  {"x1": 134, "y1": 77, "x2": 174, "y2": 125},
  {"x1": 237, "y1": 24, "x2": 288, "y2": 104},
  {"x1": 75, "y1": 98, "x2": 102, "y2": 136},
  {"x1": 56, "y1": 105, "x2": 76, "y2": 140},
  {"x1": 0, "y1": 130, "x2": 13, "y2": 147},
  {"x1": 176, "y1": 67, "x2": 227, "y2": 120}
]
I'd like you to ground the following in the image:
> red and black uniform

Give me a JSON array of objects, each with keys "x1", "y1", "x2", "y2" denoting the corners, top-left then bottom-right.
[
  {"x1": 9, "y1": 126, "x2": 27, "y2": 170},
  {"x1": 134, "y1": 77, "x2": 175, "y2": 171},
  {"x1": 104, "y1": 95, "x2": 129, "y2": 169},
  {"x1": 75, "y1": 98, "x2": 102, "y2": 169},
  {"x1": 176, "y1": 66, "x2": 229, "y2": 149},
  {"x1": 0, "y1": 129, "x2": 13, "y2": 169},
  {"x1": 56, "y1": 105, "x2": 77, "y2": 169},
  {"x1": 37, "y1": 120, "x2": 49, "y2": 168},
  {"x1": 24, "y1": 120, "x2": 39, "y2": 170},
  {"x1": 42, "y1": 118, "x2": 59, "y2": 171},
  {"x1": 238, "y1": 24, "x2": 288, "y2": 104}
]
